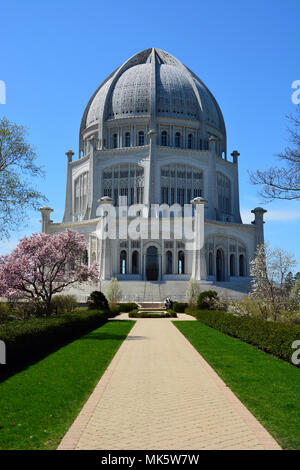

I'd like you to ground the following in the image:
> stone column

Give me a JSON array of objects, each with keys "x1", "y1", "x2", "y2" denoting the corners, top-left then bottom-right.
[
  {"x1": 97, "y1": 196, "x2": 114, "y2": 280},
  {"x1": 191, "y1": 197, "x2": 207, "y2": 280},
  {"x1": 88, "y1": 136, "x2": 98, "y2": 219},
  {"x1": 251, "y1": 207, "x2": 267, "y2": 248},
  {"x1": 63, "y1": 150, "x2": 74, "y2": 223},
  {"x1": 38, "y1": 206, "x2": 53, "y2": 233},
  {"x1": 231, "y1": 150, "x2": 242, "y2": 223},
  {"x1": 208, "y1": 136, "x2": 217, "y2": 220}
]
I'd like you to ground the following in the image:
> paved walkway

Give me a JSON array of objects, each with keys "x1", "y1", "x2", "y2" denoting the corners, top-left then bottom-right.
[{"x1": 58, "y1": 317, "x2": 280, "y2": 450}]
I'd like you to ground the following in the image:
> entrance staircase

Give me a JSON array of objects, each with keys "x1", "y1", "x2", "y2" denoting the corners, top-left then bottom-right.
[{"x1": 65, "y1": 279, "x2": 250, "y2": 303}]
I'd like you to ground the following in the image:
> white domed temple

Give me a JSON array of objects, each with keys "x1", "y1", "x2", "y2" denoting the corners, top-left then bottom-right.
[{"x1": 39, "y1": 48, "x2": 266, "y2": 297}]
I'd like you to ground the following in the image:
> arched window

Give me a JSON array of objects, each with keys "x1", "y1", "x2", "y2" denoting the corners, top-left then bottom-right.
[
  {"x1": 125, "y1": 132, "x2": 130, "y2": 147},
  {"x1": 160, "y1": 164, "x2": 203, "y2": 206},
  {"x1": 208, "y1": 252, "x2": 213, "y2": 275},
  {"x1": 217, "y1": 172, "x2": 231, "y2": 216},
  {"x1": 103, "y1": 164, "x2": 144, "y2": 206},
  {"x1": 188, "y1": 134, "x2": 193, "y2": 149},
  {"x1": 138, "y1": 131, "x2": 145, "y2": 146},
  {"x1": 120, "y1": 250, "x2": 127, "y2": 274},
  {"x1": 166, "y1": 251, "x2": 173, "y2": 274},
  {"x1": 239, "y1": 254, "x2": 245, "y2": 277},
  {"x1": 113, "y1": 133, "x2": 118, "y2": 149},
  {"x1": 230, "y1": 254, "x2": 235, "y2": 276},
  {"x1": 132, "y1": 250, "x2": 139, "y2": 274},
  {"x1": 161, "y1": 131, "x2": 168, "y2": 146},
  {"x1": 74, "y1": 172, "x2": 88, "y2": 216},
  {"x1": 82, "y1": 250, "x2": 88, "y2": 266},
  {"x1": 178, "y1": 251, "x2": 185, "y2": 274},
  {"x1": 175, "y1": 132, "x2": 181, "y2": 148},
  {"x1": 200, "y1": 139, "x2": 203, "y2": 150}
]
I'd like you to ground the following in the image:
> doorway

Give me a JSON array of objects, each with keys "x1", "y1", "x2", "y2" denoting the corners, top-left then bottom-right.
[{"x1": 146, "y1": 246, "x2": 159, "y2": 280}]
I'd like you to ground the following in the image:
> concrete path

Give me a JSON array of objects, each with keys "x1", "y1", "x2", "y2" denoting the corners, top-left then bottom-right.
[{"x1": 58, "y1": 318, "x2": 280, "y2": 450}]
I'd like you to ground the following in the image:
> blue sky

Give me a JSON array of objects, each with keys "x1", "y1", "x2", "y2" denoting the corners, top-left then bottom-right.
[{"x1": 1, "y1": 0, "x2": 300, "y2": 269}]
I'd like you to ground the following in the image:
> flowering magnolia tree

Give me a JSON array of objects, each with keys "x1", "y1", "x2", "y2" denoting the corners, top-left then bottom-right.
[{"x1": 0, "y1": 230, "x2": 99, "y2": 315}]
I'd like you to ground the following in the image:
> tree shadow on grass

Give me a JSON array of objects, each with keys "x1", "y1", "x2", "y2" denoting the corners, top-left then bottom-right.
[{"x1": 81, "y1": 332, "x2": 147, "y2": 341}]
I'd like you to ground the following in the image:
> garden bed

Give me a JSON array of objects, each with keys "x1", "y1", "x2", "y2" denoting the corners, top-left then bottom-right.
[
  {"x1": 0, "y1": 310, "x2": 108, "y2": 378},
  {"x1": 195, "y1": 309, "x2": 300, "y2": 365},
  {"x1": 175, "y1": 321, "x2": 300, "y2": 449},
  {"x1": 0, "y1": 320, "x2": 134, "y2": 450}
]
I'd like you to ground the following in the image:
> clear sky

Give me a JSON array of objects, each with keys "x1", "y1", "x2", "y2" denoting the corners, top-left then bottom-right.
[{"x1": 1, "y1": 0, "x2": 300, "y2": 269}]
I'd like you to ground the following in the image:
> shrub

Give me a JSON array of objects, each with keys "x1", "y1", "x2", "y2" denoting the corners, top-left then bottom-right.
[
  {"x1": 0, "y1": 302, "x2": 9, "y2": 323},
  {"x1": 0, "y1": 309, "x2": 108, "y2": 377},
  {"x1": 195, "y1": 309, "x2": 300, "y2": 365},
  {"x1": 87, "y1": 291, "x2": 109, "y2": 311},
  {"x1": 197, "y1": 290, "x2": 218, "y2": 310},
  {"x1": 184, "y1": 307, "x2": 198, "y2": 317},
  {"x1": 51, "y1": 295, "x2": 77, "y2": 314},
  {"x1": 6, "y1": 299, "x2": 47, "y2": 319},
  {"x1": 118, "y1": 303, "x2": 139, "y2": 312},
  {"x1": 173, "y1": 302, "x2": 188, "y2": 313},
  {"x1": 108, "y1": 305, "x2": 121, "y2": 317}
]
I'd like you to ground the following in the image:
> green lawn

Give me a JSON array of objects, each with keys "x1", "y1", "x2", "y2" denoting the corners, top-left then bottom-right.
[
  {"x1": 174, "y1": 321, "x2": 300, "y2": 450},
  {"x1": 0, "y1": 320, "x2": 134, "y2": 450}
]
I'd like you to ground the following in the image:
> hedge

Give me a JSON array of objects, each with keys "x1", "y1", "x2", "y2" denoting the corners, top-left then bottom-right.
[
  {"x1": 0, "y1": 310, "x2": 108, "y2": 377},
  {"x1": 172, "y1": 302, "x2": 188, "y2": 313},
  {"x1": 195, "y1": 309, "x2": 300, "y2": 365}
]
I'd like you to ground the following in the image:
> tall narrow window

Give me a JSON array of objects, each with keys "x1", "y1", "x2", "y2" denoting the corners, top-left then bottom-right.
[
  {"x1": 217, "y1": 172, "x2": 231, "y2": 216},
  {"x1": 200, "y1": 139, "x2": 203, "y2": 150},
  {"x1": 175, "y1": 132, "x2": 181, "y2": 148},
  {"x1": 113, "y1": 133, "x2": 118, "y2": 149},
  {"x1": 120, "y1": 250, "x2": 127, "y2": 274},
  {"x1": 230, "y1": 254, "x2": 235, "y2": 276},
  {"x1": 125, "y1": 132, "x2": 130, "y2": 147},
  {"x1": 208, "y1": 252, "x2": 213, "y2": 275},
  {"x1": 132, "y1": 250, "x2": 139, "y2": 274},
  {"x1": 239, "y1": 254, "x2": 245, "y2": 277},
  {"x1": 74, "y1": 172, "x2": 88, "y2": 216},
  {"x1": 161, "y1": 131, "x2": 167, "y2": 146},
  {"x1": 178, "y1": 251, "x2": 185, "y2": 274},
  {"x1": 188, "y1": 134, "x2": 193, "y2": 149},
  {"x1": 138, "y1": 131, "x2": 145, "y2": 146},
  {"x1": 166, "y1": 251, "x2": 173, "y2": 274}
]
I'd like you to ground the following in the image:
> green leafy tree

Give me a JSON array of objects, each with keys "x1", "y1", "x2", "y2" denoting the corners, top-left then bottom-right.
[
  {"x1": 285, "y1": 271, "x2": 295, "y2": 292},
  {"x1": 0, "y1": 117, "x2": 46, "y2": 238}
]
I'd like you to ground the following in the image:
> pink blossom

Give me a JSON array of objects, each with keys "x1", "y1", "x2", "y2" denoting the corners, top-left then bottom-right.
[{"x1": 0, "y1": 230, "x2": 99, "y2": 314}]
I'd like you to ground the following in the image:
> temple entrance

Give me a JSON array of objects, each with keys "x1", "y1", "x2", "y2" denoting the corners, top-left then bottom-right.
[
  {"x1": 216, "y1": 248, "x2": 225, "y2": 282},
  {"x1": 146, "y1": 246, "x2": 159, "y2": 280}
]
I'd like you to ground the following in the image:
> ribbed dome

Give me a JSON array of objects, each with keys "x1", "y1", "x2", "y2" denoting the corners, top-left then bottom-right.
[{"x1": 80, "y1": 48, "x2": 226, "y2": 150}]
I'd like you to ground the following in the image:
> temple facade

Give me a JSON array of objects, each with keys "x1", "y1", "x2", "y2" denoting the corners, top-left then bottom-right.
[{"x1": 39, "y1": 48, "x2": 266, "y2": 282}]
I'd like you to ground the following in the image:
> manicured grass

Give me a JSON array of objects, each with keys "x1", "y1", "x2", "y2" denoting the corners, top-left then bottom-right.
[
  {"x1": 0, "y1": 320, "x2": 134, "y2": 450},
  {"x1": 174, "y1": 321, "x2": 300, "y2": 450}
]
